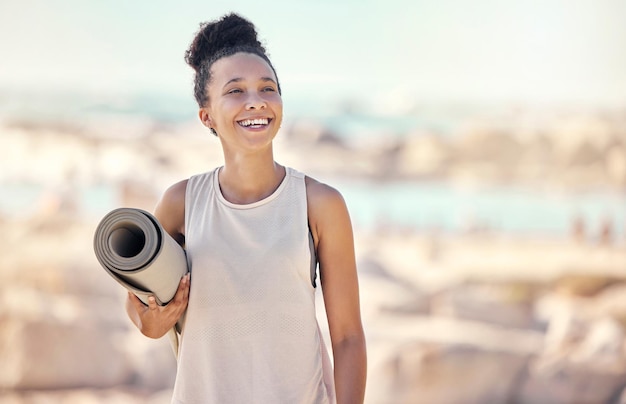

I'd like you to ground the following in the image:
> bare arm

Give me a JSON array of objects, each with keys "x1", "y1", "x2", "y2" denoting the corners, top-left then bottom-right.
[
  {"x1": 125, "y1": 179, "x2": 190, "y2": 339},
  {"x1": 307, "y1": 177, "x2": 367, "y2": 404}
]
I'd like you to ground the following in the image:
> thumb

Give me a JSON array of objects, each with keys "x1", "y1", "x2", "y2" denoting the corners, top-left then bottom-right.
[{"x1": 147, "y1": 296, "x2": 158, "y2": 310}]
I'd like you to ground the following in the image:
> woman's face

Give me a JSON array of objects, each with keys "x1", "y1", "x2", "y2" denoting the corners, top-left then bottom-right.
[{"x1": 202, "y1": 52, "x2": 283, "y2": 152}]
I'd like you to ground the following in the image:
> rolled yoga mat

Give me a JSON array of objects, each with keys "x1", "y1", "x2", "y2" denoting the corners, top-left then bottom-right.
[{"x1": 93, "y1": 207, "x2": 188, "y2": 356}]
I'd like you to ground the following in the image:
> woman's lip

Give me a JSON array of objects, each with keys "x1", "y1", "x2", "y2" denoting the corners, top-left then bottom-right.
[{"x1": 237, "y1": 118, "x2": 273, "y2": 127}]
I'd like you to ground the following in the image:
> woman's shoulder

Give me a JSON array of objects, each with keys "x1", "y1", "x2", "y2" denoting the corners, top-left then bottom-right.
[
  {"x1": 304, "y1": 175, "x2": 343, "y2": 201},
  {"x1": 163, "y1": 169, "x2": 217, "y2": 204},
  {"x1": 159, "y1": 179, "x2": 189, "y2": 209},
  {"x1": 158, "y1": 168, "x2": 220, "y2": 214},
  {"x1": 304, "y1": 175, "x2": 349, "y2": 220},
  {"x1": 304, "y1": 175, "x2": 353, "y2": 257},
  {"x1": 154, "y1": 179, "x2": 189, "y2": 243}
]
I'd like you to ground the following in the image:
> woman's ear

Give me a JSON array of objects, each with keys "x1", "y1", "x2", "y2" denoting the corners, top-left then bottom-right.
[
  {"x1": 198, "y1": 108, "x2": 218, "y2": 136},
  {"x1": 198, "y1": 108, "x2": 212, "y2": 128}
]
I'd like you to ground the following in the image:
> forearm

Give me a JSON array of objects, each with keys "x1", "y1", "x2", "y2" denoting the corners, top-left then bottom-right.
[{"x1": 333, "y1": 333, "x2": 367, "y2": 404}]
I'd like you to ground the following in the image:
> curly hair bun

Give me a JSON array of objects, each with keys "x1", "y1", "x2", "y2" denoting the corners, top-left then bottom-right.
[{"x1": 185, "y1": 13, "x2": 265, "y2": 72}]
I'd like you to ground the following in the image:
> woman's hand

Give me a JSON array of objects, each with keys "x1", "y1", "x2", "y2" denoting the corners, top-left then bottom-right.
[{"x1": 126, "y1": 273, "x2": 190, "y2": 339}]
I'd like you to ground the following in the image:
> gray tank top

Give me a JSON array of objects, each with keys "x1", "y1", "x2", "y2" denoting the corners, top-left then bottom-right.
[{"x1": 172, "y1": 166, "x2": 335, "y2": 404}]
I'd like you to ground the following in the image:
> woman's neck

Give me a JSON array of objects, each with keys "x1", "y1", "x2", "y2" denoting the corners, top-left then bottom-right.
[{"x1": 218, "y1": 152, "x2": 285, "y2": 204}]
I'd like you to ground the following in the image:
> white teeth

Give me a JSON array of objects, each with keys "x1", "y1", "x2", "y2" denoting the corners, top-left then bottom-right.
[{"x1": 239, "y1": 118, "x2": 269, "y2": 127}]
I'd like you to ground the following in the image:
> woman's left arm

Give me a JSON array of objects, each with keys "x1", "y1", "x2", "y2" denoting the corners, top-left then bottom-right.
[{"x1": 307, "y1": 178, "x2": 367, "y2": 404}]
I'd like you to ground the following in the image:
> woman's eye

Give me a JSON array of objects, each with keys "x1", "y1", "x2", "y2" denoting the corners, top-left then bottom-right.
[
  {"x1": 262, "y1": 87, "x2": 276, "y2": 92},
  {"x1": 227, "y1": 88, "x2": 242, "y2": 94}
]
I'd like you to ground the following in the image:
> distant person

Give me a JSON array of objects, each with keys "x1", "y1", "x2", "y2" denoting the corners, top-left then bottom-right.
[
  {"x1": 598, "y1": 215, "x2": 613, "y2": 246},
  {"x1": 124, "y1": 13, "x2": 366, "y2": 404}
]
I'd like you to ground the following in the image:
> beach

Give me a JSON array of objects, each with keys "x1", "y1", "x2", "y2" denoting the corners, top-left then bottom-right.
[{"x1": 1, "y1": 100, "x2": 626, "y2": 403}]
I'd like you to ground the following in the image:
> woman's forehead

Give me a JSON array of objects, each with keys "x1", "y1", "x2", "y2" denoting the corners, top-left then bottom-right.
[{"x1": 210, "y1": 53, "x2": 276, "y2": 84}]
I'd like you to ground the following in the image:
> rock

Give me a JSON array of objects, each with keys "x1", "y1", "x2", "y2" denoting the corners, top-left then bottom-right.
[
  {"x1": 0, "y1": 289, "x2": 133, "y2": 390},
  {"x1": 0, "y1": 387, "x2": 173, "y2": 404},
  {"x1": 590, "y1": 283, "x2": 626, "y2": 326},
  {"x1": 541, "y1": 309, "x2": 588, "y2": 354},
  {"x1": 461, "y1": 127, "x2": 521, "y2": 159},
  {"x1": 357, "y1": 256, "x2": 398, "y2": 280},
  {"x1": 381, "y1": 295, "x2": 431, "y2": 316},
  {"x1": 516, "y1": 318, "x2": 626, "y2": 404},
  {"x1": 357, "y1": 256, "x2": 431, "y2": 317},
  {"x1": 431, "y1": 282, "x2": 539, "y2": 329},
  {"x1": 0, "y1": 316, "x2": 132, "y2": 389},
  {"x1": 283, "y1": 118, "x2": 326, "y2": 144},
  {"x1": 366, "y1": 315, "x2": 542, "y2": 404},
  {"x1": 550, "y1": 115, "x2": 611, "y2": 159},
  {"x1": 570, "y1": 317, "x2": 626, "y2": 366},
  {"x1": 358, "y1": 275, "x2": 424, "y2": 320},
  {"x1": 552, "y1": 274, "x2": 621, "y2": 298},
  {"x1": 606, "y1": 145, "x2": 626, "y2": 186},
  {"x1": 516, "y1": 357, "x2": 626, "y2": 404},
  {"x1": 395, "y1": 134, "x2": 450, "y2": 178},
  {"x1": 369, "y1": 341, "x2": 529, "y2": 404}
]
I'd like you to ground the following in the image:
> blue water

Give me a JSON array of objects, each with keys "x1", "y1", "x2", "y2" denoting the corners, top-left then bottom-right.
[
  {"x1": 334, "y1": 180, "x2": 626, "y2": 239},
  {"x1": 2, "y1": 182, "x2": 624, "y2": 240}
]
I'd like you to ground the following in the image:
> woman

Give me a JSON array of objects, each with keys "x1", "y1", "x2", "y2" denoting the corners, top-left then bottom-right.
[{"x1": 125, "y1": 13, "x2": 366, "y2": 403}]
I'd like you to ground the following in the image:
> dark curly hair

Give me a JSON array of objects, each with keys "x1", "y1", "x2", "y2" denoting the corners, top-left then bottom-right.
[{"x1": 185, "y1": 13, "x2": 282, "y2": 108}]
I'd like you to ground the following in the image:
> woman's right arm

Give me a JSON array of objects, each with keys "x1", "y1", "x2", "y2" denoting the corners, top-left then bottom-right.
[{"x1": 125, "y1": 179, "x2": 190, "y2": 339}]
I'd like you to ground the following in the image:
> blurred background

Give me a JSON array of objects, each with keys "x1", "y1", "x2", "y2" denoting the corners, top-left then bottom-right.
[{"x1": 1, "y1": 0, "x2": 626, "y2": 403}]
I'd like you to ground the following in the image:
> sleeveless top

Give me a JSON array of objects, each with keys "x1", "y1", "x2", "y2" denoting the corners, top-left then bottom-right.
[{"x1": 171, "y1": 166, "x2": 336, "y2": 404}]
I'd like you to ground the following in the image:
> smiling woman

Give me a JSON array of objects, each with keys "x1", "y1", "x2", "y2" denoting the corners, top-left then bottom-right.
[
  {"x1": 122, "y1": 12, "x2": 367, "y2": 404},
  {"x1": 199, "y1": 52, "x2": 283, "y2": 155}
]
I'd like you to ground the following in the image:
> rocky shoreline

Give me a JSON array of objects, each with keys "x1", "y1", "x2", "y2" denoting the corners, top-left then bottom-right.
[
  {"x1": 280, "y1": 107, "x2": 626, "y2": 191},
  {"x1": 2, "y1": 104, "x2": 626, "y2": 193},
  {"x1": 1, "y1": 106, "x2": 626, "y2": 403}
]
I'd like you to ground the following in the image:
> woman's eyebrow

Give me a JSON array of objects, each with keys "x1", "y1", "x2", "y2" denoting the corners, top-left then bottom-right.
[
  {"x1": 223, "y1": 77, "x2": 277, "y2": 88},
  {"x1": 223, "y1": 77, "x2": 243, "y2": 88}
]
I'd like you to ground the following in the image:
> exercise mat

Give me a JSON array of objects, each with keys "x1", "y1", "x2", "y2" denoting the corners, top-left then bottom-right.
[{"x1": 93, "y1": 207, "x2": 188, "y2": 355}]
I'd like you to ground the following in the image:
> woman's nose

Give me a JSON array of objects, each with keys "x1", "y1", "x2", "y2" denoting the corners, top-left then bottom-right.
[{"x1": 245, "y1": 92, "x2": 267, "y2": 110}]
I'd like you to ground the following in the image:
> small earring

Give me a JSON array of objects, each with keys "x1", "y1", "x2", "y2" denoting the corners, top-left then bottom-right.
[{"x1": 209, "y1": 128, "x2": 218, "y2": 137}]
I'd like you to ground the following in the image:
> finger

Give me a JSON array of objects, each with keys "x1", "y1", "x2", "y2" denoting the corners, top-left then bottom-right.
[
  {"x1": 182, "y1": 274, "x2": 191, "y2": 300},
  {"x1": 174, "y1": 274, "x2": 190, "y2": 304},
  {"x1": 147, "y1": 296, "x2": 158, "y2": 310},
  {"x1": 179, "y1": 273, "x2": 190, "y2": 290}
]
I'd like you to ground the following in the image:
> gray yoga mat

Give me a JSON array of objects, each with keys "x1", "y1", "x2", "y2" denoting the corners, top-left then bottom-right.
[{"x1": 93, "y1": 207, "x2": 188, "y2": 356}]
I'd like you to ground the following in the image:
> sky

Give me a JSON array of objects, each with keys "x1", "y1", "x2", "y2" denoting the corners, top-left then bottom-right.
[{"x1": 1, "y1": 0, "x2": 626, "y2": 108}]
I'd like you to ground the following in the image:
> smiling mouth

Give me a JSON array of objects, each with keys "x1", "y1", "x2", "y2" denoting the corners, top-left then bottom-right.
[{"x1": 238, "y1": 118, "x2": 271, "y2": 128}]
